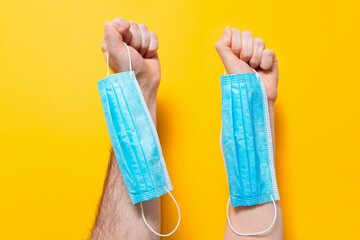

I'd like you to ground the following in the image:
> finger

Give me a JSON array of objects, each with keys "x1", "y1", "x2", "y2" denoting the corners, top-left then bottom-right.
[
  {"x1": 128, "y1": 21, "x2": 142, "y2": 50},
  {"x1": 112, "y1": 17, "x2": 131, "y2": 43},
  {"x1": 138, "y1": 23, "x2": 150, "y2": 56},
  {"x1": 240, "y1": 30, "x2": 253, "y2": 63},
  {"x1": 144, "y1": 32, "x2": 159, "y2": 58},
  {"x1": 260, "y1": 49, "x2": 274, "y2": 70},
  {"x1": 249, "y1": 37, "x2": 265, "y2": 69},
  {"x1": 231, "y1": 28, "x2": 241, "y2": 58},
  {"x1": 103, "y1": 21, "x2": 132, "y2": 73},
  {"x1": 215, "y1": 26, "x2": 239, "y2": 73}
]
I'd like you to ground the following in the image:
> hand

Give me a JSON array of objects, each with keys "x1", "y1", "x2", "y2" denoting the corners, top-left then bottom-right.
[
  {"x1": 215, "y1": 27, "x2": 279, "y2": 103},
  {"x1": 101, "y1": 17, "x2": 160, "y2": 113}
]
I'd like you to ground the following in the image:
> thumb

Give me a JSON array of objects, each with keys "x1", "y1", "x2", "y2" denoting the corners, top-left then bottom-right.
[
  {"x1": 215, "y1": 26, "x2": 238, "y2": 73},
  {"x1": 104, "y1": 21, "x2": 126, "y2": 54},
  {"x1": 103, "y1": 21, "x2": 131, "y2": 72}
]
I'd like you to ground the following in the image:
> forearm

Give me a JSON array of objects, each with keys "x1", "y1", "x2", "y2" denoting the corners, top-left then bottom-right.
[
  {"x1": 268, "y1": 101, "x2": 276, "y2": 151},
  {"x1": 91, "y1": 150, "x2": 160, "y2": 240},
  {"x1": 91, "y1": 88, "x2": 160, "y2": 239},
  {"x1": 94, "y1": 18, "x2": 163, "y2": 240},
  {"x1": 224, "y1": 102, "x2": 283, "y2": 240}
]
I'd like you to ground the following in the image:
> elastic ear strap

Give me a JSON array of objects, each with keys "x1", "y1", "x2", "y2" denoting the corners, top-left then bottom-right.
[
  {"x1": 123, "y1": 43, "x2": 132, "y2": 72},
  {"x1": 140, "y1": 187, "x2": 181, "y2": 237},
  {"x1": 105, "y1": 43, "x2": 132, "y2": 77},
  {"x1": 227, "y1": 195, "x2": 277, "y2": 236}
]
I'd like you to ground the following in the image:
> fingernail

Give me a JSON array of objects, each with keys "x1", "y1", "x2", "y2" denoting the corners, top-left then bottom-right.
[{"x1": 222, "y1": 26, "x2": 230, "y2": 37}]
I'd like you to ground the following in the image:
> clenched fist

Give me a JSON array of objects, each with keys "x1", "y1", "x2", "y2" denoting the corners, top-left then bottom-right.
[
  {"x1": 101, "y1": 17, "x2": 160, "y2": 115},
  {"x1": 215, "y1": 27, "x2": 279, "y2": 103}
]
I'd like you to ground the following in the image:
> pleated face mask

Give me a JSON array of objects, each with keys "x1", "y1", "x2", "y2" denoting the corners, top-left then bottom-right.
[
  {"x1": 97, "y1": 44, "x2": 180, "y2": 237},
  {"x1": 220, "y1": 70, "x2": 279, "y2": 236}
]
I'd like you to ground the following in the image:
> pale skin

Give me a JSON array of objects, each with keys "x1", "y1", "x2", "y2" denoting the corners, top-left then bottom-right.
[
  {"x1": 215, "y1": 27, "x2": 283, "y2": 239},
  {"x1": 91, "y1": 18, "x2": 282, "y2": 239}
]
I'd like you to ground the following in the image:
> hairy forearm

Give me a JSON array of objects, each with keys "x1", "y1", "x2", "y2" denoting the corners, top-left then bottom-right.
[
  {"x1": 223, "y1": 101, "x2": 283, "y2": 240},
  {"x1": 91, "y1": 150, "x2": 160, "y2": 240}
]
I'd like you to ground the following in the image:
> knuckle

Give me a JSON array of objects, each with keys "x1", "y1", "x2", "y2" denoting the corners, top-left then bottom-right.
[
  {"x1": 231, "y1": 28, "x2": 240, "y2": 34},
  {"x1": 139, "y1": 23, "x2": 148, "y2": 30},
  {"x1": 150, "y1": 31, "x2": 158, "y2": 39},
  {"x1": 254, "y1": 38, "x2": 265, "y2": 47},
  {"x1": 129, "y1": 21, "x2": 138, "y2": 29},
  {"x1": 263, "y1": 49, "x2": 274, "y2": 56},
  {"x1": 114, "y1": 17, "x2": 124, "y2": 22},
  {"x1": 242, "y1": 30, "x2": 253, "y2": 38}
]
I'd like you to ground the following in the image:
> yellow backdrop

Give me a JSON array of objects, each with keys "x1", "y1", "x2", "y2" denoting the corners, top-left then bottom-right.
[{"x1": 1, "y1": 0, "x2": 359, "y2": 239}]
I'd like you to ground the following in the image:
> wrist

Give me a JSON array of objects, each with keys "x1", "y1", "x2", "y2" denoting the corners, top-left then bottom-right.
[
  {"x1": 148, "y1": 100, "x2": 157, "y2": 127},
  {"x1": 268, "y1": 100, "x2": 275, "y2": 107}
]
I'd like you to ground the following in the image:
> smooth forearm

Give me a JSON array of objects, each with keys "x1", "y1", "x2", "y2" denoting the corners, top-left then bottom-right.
[{"x1": 223, "y1": 101, "x2": 283, "y2": 240}]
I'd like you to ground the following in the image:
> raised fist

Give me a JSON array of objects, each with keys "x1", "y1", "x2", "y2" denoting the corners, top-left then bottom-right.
[
  {"x1": 101, "y1": 17, "x2": 160, "y2": 109},
  {"x1": 215, "y1": 27, "x2": 279, "y2": 102}
]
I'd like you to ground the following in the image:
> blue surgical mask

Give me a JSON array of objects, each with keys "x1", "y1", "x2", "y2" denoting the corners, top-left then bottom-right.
[
  {"x1": 97, "y1": 44, "x2": 180, "y2": 237},
  {"x1": 220, "y1": 71, "x2": 279, "y2": 236}
]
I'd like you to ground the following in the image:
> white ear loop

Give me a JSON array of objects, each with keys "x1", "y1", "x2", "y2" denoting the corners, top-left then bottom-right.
[
  {"x1": 140, "y1": 187, "x2": 181, "y2": 237},
  {"x1": 105, "y1": 43, "x2": 133, "y2": 77},
  {"x1": 123, "y1": 43, "x2": 133, "y2": 72},
  {"x1": 227, "y1": 195, "x2": 277, "y2": 236}
]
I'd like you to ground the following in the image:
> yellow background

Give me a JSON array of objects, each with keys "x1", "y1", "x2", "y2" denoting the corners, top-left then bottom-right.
[{"x1": 1, "y1": 0, "x2": 359, "y2": 239}]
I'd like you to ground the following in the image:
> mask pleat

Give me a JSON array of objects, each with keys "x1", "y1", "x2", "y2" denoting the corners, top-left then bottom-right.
[
  {"x1": 113, "y1": 78, "x2": 156, "y2": 192},
  {"x1": 120, "y1": 75, "x2": 160, "y2": 192},
  {"x1": 220, "y1": 72, "x2": 280, "y2": 207},
  {"x1": 109, "y1": 80, "x2": 148, "y2": 192},
  {"x1": 222, "y1": 81, "x2": 242, "y2": 199},
  {"x1": 98, "y1": 71, "x2": 173, "y2": 204},
  {"x1": 100, "y1": 84, "x2": 136, "y2": 186},
  {"x1": 234, "y1": 79, "x2": 251, "y2": 199},
  {"x1": 241, "y1": 78, "x2": 259, "y2": 199}
]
